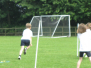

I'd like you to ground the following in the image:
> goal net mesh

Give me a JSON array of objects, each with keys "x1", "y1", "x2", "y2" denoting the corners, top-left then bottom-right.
[{"x1": 30, "y1": 15, "x2": 70, "y2": 38}]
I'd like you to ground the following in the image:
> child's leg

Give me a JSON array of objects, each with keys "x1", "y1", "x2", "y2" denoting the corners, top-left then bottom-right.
[
  {"x1": 88, "y1": 57, "x2": 91, "y2": 62},
  {"x1": 19, "y1": 46, "x2": 24, "y2": 55},
  {"x1": 86, "y1": 51, "x2": 91, "y2": 62},
  {"x1": 24, "y1": 45, "x2": 30, "y2": 54},
  {"x1": 26, "y1": 45, "x2": 30, "y2": 49},
  {"x1": 77, "y1": 57, "x2": 83, "y2": 68}
]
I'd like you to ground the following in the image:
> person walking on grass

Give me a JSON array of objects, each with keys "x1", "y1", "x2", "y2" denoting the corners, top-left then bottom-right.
[
  {"x1": 18, "y1": 23, "x2": 33, "y2": 60},
  {"x1": 77, "y1": 23, "x2": 91, "y2": 68}
]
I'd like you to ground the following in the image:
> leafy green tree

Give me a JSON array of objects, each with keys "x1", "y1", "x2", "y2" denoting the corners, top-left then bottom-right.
[
  {"x1": 0, "y1": 0, "x2": 28, "y2": 27},
  {"x1": 10, "y1": 0, "x2": 91, "y2": 26},
  {"x1": 1, "y1": 0, "x2": 91, "y2": 27}
]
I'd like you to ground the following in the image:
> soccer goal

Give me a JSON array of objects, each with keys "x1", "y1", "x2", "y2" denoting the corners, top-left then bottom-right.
[
  {"x1": 30, "y1": 15, "x2": 71, "y2": 38},
  {"x1": 30, "y1": 15, "x2": 70, "y2": 68}
]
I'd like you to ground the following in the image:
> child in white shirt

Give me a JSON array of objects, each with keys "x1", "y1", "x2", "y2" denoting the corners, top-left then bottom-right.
[
  {"x1": 77, "y1": 23, "x2": 91, "y2": 68},
  {"x1": 18, "y1": 23, "x2": 33, "y2": 60}
]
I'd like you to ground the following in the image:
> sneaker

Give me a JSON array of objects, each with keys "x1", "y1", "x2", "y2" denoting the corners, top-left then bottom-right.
[
  {"x1": 18, "y1": 56, "x2": 21, "y2": 60},
  {"x1": 24, "y1": 48, "x2": 27, "y2": 55}
]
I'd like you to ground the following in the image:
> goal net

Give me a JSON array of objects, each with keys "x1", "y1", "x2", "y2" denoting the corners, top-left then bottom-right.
[
  {"x1": 30, "y1": 15, "x2": 70, "y2": 68},
  {"x1": 30, "y1": 15, "x2": 71, "y2": 38}
]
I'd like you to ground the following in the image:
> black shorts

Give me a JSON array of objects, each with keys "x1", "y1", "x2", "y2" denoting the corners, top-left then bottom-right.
[
  {"x1": 79, "y1": 51, "x2": 91, "y2": 57},
  {"x1": 21, "y1": 40, "x2": 30, "y2": 46}
]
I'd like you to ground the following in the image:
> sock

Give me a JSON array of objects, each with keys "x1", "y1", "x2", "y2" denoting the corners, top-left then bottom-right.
[
  {"x1": 19, "y1": 55, "x2": 21, "y2": 57},
  {"x1": 25, "y1": 48, "x2": 27, "y2": 50}
]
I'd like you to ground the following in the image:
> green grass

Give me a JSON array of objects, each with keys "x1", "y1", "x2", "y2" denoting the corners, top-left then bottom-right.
[{"x1": 0, "y1": 36, "x2": 91, "y2": 68}]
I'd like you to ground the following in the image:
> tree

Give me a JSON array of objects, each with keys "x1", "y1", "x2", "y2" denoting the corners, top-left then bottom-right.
[
  {"x1": 10, "y1": 0, "x2": 91, "y2": 26},
  {"x1": 0, "y1": 0, "x2": 28, "y2": 27},
  {"x1": 1, "y1": 0, "x2": 91, "y2": 27}
]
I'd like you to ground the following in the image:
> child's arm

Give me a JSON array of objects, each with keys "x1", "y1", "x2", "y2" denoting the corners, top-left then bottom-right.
[
  {"x1": 77, "y1": 29, "x2": 78, "y2": 33},
  {"x1": 30, "y1": 37, "x2": 32, "y2": 46}
]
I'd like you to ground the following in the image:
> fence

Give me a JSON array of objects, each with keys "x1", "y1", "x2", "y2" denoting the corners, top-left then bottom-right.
[
  {"x1": 0, "y1": 27, "x2": 77, "y2": 36},
  {"x1": 0, "y1": 28, "x2": 24, "y2": 36}
]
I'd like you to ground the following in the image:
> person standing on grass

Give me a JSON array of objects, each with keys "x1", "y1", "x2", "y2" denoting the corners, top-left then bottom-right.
[
  {"x1": 77, "y1": 23, "x2": 91, "y2": 68},
  {"x1": 83, "y1": 22, "x2": 91, "y2": 57},
  {"x1": 86, "y1": 22, "x2": 91, "y2": 51},
  {"x1": 18, "y1": 23, "x2": 33, "y2": 60}
]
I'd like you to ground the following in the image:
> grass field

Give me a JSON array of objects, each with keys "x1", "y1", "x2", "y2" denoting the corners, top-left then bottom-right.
[{"x1": 0, "y1": 36, "x2": 91, "y2": 68}]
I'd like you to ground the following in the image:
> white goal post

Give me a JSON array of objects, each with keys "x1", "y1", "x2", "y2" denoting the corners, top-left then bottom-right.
[
  {"x1": 77, "y1": 23, "x2": 79, "y2": 57},
  {"x1": 30, "y1": 15, "x2": 71, "y2": 38},
  {"x1": 30, "y1": 15, "x2": 71, "y2": 68}
]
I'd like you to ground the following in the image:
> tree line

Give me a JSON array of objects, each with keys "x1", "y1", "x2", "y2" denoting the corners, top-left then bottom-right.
[{"x1": 0, "y1": 0, "x2": 91, "y2": 28}]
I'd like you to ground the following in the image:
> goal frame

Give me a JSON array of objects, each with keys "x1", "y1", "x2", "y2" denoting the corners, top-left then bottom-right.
[
  {"x1": 30, "y1": 15, "x2": 71, "y2": 38},
  {"x1": 77, "y1": 23, "x2": 80, "y2": 57},
  {"x1": 30, "y1": 15, "x2": 71, "y2": 68}
]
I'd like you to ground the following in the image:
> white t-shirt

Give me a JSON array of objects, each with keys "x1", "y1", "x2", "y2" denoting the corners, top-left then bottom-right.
[
  {"x1": 86, "y1": 29, "x2": 91, "y2": 50},
  {"x1": 78, "y1": 31, "x2": 91, "y2": 52},
  {"x1": 21, "y1": 28, "x2": 33, "y2": 40}
]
